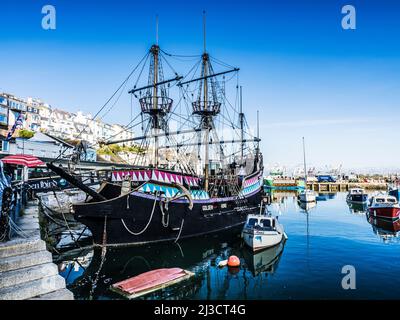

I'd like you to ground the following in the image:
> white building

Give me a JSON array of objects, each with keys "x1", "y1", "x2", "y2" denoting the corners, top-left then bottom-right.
[
  {"x1": 1, "y1": 93, "x2": 134, "y2": 153},
  {"x1": 1, "y1": 132, "x2": 74, "y2": 159}
]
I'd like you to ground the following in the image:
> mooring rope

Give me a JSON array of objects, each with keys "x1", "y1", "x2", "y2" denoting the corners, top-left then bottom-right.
[
  {"x1": 8, "y1": 218, "x2": 29, "y2": 238},
  {"x1": 89, "y1": 216, "x2": 107, "y2": 300},
  {"x1": 121, "y1": 191, "x2": 159, "y2": 236},
  {"x1": 159, "y1": 200, "x2": 169, "y2": 228},
  {"x1": 174, "y1": 218, "x2": 185, "y2": 243},
  {"x1": 51, "y1": 189, "x2": 82, "y2": 248}
]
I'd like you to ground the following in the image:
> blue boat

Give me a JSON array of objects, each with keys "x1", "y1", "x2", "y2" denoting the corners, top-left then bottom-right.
[{"x1": 346, "y1": 188, "x2": 368, "y2": 203}]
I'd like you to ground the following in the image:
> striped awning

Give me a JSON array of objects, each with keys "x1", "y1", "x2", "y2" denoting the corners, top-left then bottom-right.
[{"x1": 1, "y1": 154, "x2": 45, "y2": 167}]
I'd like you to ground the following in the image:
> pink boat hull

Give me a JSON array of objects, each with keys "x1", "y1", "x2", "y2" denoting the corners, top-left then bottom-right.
[{"x1": 112, "y1": 268, "x2": 187, "y2": 294}]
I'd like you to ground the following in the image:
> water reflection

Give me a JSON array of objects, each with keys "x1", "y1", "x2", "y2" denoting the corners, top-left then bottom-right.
[
  {"x1": 367, "y1": 215, "x2": 400, "y2": 242},
  {"x1": 58, "y1": 249, "x2": 93, "y2": 285},
  {"x1": 297, "y1": 200, "x2": 317, "y2": 212},
  {"x1": 316, "y1": 193, "x2": 336, "y2": 201},
  {"x1": 57, "y1": 227, "x2": 287, "y2": 300},
  {"x1": 241, "y1": 241, "x2": 285, "y2": 277},
  {"x1": 55, "y1": 191, "x2": 400, "y2": 300},
  {"x1": 347, "y1": 202, "x2": 368, "y2": 215},
  {"x1": 269, "y1": 190, "x2": 297, "y2": 203}
]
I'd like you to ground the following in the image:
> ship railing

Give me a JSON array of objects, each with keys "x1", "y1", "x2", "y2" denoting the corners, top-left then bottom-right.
[
  {"x1": 192, "y1": 100, "x2": 221, "y2": 116},
  {"x1": 139, "y1": 96, "x2": 173, "y2": 114}
]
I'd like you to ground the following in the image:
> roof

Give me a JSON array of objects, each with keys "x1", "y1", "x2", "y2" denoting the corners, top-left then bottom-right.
[{"x1": 42, "y1": 132, "x2": 74, "y2": 148}]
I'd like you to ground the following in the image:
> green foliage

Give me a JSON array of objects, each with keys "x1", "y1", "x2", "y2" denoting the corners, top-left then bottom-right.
[
  {"x1": 18, "y1": 129, "x2": 35, "y2": 139},
  {"x1": 97, "y1": 144, "x2": 145, "y2": 155}
]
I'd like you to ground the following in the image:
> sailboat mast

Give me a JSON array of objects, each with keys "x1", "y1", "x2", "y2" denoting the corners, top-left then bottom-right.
[{"x1": 302, "y1": 136, "x2": 307, "y2": 183}]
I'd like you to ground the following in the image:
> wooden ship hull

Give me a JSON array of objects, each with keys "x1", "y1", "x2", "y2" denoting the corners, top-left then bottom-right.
[{"x1": 72, "y1": 170, "x2": 264, "y2": 245}]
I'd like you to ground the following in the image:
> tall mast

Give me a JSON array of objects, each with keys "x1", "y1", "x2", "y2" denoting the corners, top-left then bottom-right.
[
  {"x1": 153, "y1": 17, "x2": 159, "y2": 167},
  {"x1": 156, "y1": 15, "x2": 159, "y2": 46},
  {"x1": 256, "y1": 109, "x2": 260, "y2": 159},
  {"x1": 239, "y1": 86, "x2": 244, "y2": 163},
  {"x1": 191, "y1": 11, "x2": 226, "y2": 192},
  {"x1": 257, "y1": 110, "x2": 259, "y2": 149},
  {"x1": 302, "y1": 137, "x2": 307, "y2": 183},
  {"x1": 133, "y1": 15, "x2": 174, "y2": 168},
  {"x1": 203, "y1": 11, "x2": 210, "y2": 192},
  {"x1": 203, "y1": 10, "x2": 206, "y2": 53}
]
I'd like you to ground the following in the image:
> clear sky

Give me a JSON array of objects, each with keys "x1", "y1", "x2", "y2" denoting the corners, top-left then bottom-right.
[{"x1": 1, "y1": 0, "x2": 400, "y2": 171}]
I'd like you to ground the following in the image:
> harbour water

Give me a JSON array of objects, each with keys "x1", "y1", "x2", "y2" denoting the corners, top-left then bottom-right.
[{"x1": 56, "y1": 191, "x2": 400, "y2": 300}]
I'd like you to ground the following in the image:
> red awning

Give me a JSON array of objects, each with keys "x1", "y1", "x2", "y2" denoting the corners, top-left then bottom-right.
[{"x1": 1, "y1": 155, "x2": 45, "y2": 167}]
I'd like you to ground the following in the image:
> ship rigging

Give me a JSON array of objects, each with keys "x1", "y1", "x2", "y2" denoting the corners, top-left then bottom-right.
[{"x1": 47, "y1": 14, "x2": 264, "y2": 246}]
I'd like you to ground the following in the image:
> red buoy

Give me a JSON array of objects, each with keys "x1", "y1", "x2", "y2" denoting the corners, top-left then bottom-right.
[{"x1": 227, "y1": 255, "x2": 240, "y2": 267}]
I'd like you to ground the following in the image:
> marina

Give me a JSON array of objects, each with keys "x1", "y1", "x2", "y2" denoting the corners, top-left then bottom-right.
[{"x1": 51, "y1": 191, "x2": 400, "y2": 300}]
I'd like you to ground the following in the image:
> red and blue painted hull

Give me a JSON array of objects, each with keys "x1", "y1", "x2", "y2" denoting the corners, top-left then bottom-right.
[
  {"x1": 368, "y1": 206, "x2": 400, "y2": 219},
  {"x1": 73, "y1": 170, "x2": 264, "y2": 246}
]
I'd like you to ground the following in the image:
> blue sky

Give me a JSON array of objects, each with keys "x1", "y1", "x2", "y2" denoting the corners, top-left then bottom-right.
[{"x1": 1, "y1": 0, "x2": 400, "y2": 170}]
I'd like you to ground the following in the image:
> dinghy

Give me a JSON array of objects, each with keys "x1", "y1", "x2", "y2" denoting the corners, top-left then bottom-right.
[{"x1": 111, "y1": 268, "x2": 194, "y2": 299}]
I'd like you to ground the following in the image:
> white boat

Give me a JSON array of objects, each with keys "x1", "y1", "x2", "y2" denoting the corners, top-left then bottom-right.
[
  {"x1": 368, "y1": 194, "x2": 400, "y2": 219},
  {"x1": 298, "y1": 189, "x2": 317, "y2": 203},
  {"x1": 297, "y1": 137, "x2": 316, "y2": 203},
  {"x1": 242, "y1": 214, "x2": 287, "y2": 251}
]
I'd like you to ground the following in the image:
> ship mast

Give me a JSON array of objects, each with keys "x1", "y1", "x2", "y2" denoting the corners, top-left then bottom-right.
[
  {"x1": 129, "y1": 16, "x2": 176, "y2": 168},
  {"x1": 239, "y1": 86, "x2": 244, "y2": 164},
  {"x1": 188, "y1": 11, "x2": 241, "y2": 191},
  {"x1": 153, "y1": 16, "x2": 159, "y2": 167},
  {"x1": 203, "y1": 11, "x2": 210, "y2": 191}
]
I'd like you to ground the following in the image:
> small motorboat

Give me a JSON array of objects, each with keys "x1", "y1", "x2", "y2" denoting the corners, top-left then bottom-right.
[
  {"x1": 298, "y1": 189, "x2": 317, "y2": 203},
  {"x1": 368, "y1": 194, "x2": 400, "y2": 219},
  {"x1": 346, "y1": 188, "x2": 368, "y2": 203},
  {"x1": 242, "y1": 214, "x2": 287, "y2": 252}
]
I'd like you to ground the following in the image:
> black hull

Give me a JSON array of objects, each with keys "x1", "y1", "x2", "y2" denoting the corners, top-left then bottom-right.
[
  {"x1": 347, "y1": 194, "x2": 368, "y2": 203},
  {"x1": 73, "y1": 186, "x2": 263, "y2": 246}
]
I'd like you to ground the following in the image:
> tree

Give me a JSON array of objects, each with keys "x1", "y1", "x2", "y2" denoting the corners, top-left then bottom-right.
[{"x1": 18, "y1": 129, "x2": 35, "y2": 139}]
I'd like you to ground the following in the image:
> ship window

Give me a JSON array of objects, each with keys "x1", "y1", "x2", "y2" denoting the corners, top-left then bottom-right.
[
  {"x1": 260, "y1": 219, "x2": 272, "y2": 228},
  {"x1": 387, "y1": 198, "x2": 396, "y2": 203},
  {"x1": 247, "y1": 218, "x2": 258, "y2": 226}
]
